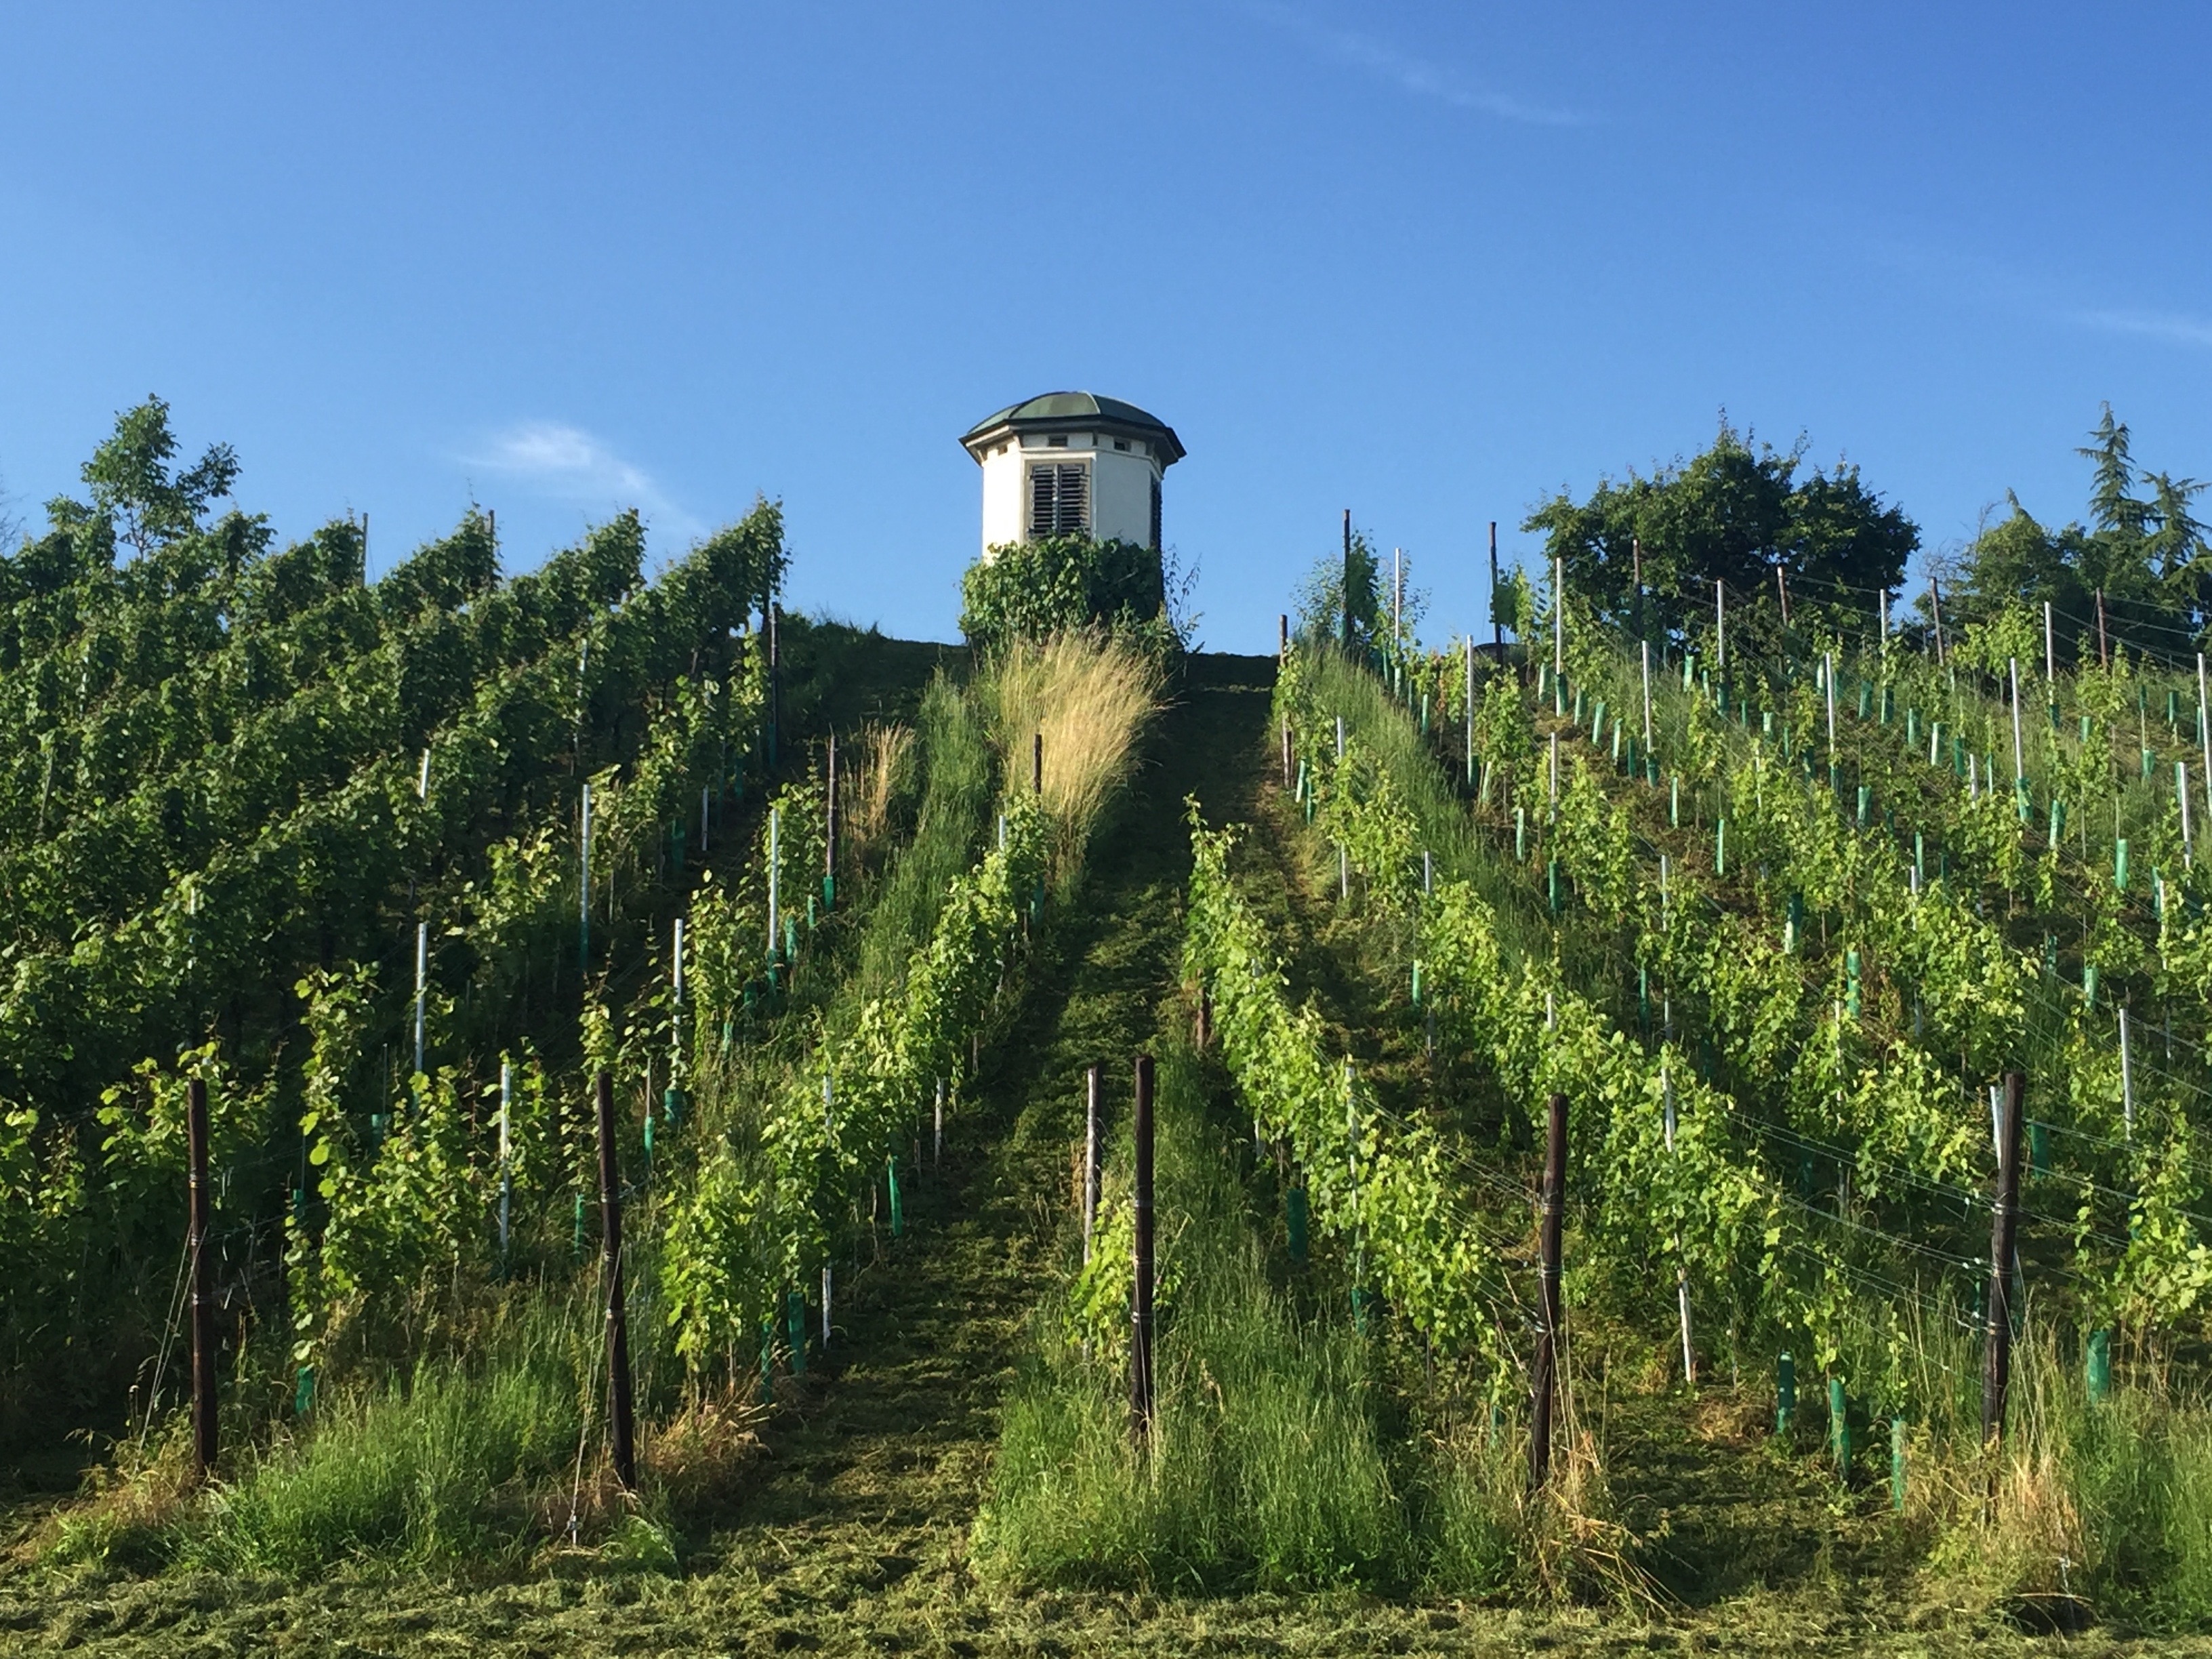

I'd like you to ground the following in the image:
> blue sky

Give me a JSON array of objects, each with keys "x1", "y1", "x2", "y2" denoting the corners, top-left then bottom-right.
[{"x1": 2, "y1": 3, "x2": 2207, "y2": 650}]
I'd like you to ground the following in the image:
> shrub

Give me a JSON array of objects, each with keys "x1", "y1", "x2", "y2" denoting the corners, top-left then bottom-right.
[{"x1": 959, "y1": 535, "x2": 1168, "y2": 655}]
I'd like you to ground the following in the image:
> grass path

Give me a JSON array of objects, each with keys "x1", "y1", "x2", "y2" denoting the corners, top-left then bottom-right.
[{"x1": 0, "y1": 654, "x2": 2181, "y2": 1654}]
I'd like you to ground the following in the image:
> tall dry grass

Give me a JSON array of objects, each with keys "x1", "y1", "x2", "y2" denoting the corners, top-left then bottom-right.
[
  {"x1": 988, "y1": 634, "x2": 1162, "y2": 870},
  {"x1": 839, "y1": 720, "x2": 915, "y2": 863}
]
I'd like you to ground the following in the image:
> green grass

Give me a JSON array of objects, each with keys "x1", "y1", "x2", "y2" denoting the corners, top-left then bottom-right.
[
  {"x1": 181, "y1": 1302, "x2": 594, "y2": 1576},
  {"x1": 985, "y1": 1048, "x2": 1464, "y2": 1593}
]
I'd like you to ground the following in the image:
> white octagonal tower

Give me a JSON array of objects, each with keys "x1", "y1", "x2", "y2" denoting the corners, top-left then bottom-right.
[{"x1": 960, "y1": 391, "x2": 1185, "y2": 559}]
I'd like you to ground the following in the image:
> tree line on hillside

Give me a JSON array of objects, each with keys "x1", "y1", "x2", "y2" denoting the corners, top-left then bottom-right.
[{"x1": 1300, "y1": 409, "x2": 2208, "y2": 670}]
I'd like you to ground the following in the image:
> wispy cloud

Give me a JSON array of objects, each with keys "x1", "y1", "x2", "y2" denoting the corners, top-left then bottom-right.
[
  {"x1": 1864, "y1": 239, "x2": 2212, "y2": 356},
  {"x1": 1243, "y1": 2, "x2": 1584, "y2": 127},
  {"x1": 468, "y1": 421, "x2": 701, "y2": 539},
  {"x1": 2076, "y1": 308, "x2": 2212, "y2": 350}
]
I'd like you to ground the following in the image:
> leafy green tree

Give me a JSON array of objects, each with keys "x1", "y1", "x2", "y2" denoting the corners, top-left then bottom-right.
[
  {"x1": 1523, "y1": 420, "x2": 1917, "y2": 647},
  {"x1": 1294, "y1": 524, "x2": 1380, "y2": 653},
  {"x1": 1951, "y1": 405, "x2": 2209, "y2": 663},
  {"x1": 48, "y1": 395, "x2": 239, "y2": 556}
]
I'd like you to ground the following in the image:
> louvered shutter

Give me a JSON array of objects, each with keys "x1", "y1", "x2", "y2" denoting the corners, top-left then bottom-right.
[
  {"x1": 1055, "y1": 464, "x2": 1088, "y2": 535},
  {"x1": 1029, "y1": 462, "x2": 1089, "y2": 537},
  {"x1": 1029, "y1": 465, "x2": 1058, "y2": 537}
]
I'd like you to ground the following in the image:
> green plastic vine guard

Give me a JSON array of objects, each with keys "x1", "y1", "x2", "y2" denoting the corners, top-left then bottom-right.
[
  {"x1": 2049, "y1": 797, "x2": 2066, "y2": 851},
  {"x1": 1856, "y1": 785, "x2": 1870, "y2": 827},
  {"x1": 2087, "y1": 1328, "x2": 2112, "y2": 1402},
  {"x1": 786, "y1": 1289, "x2": 808, "y2": 1374},
  {"x1": 2030, "y1": 1120, "x2": 2049, "y2": 1179},
  {"x1": 572, "y1": 1193, "x2": 585, "y2": 1261},
  {"x1": 294, "y1": 1365, "x2": 315, "y2": 1418},
  {"x1": 1776, "y1": 1351, "x2": 1796, "y2": 1432},
  {"x1": 2116, "y1": 839, "x2": 2130, "y2": 892},
  {"x1": 1830, "y1": 1377, "x2": 1850, "y2": 1482},
  {"x1": 1890, "y1": 1416, "x2": 1907, "y2": 1511},
  {"x1": 887, "y1": 1158, "x2": 903, "y2": 1237}
]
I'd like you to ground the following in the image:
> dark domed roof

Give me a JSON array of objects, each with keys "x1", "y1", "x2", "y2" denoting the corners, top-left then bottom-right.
[{"x1": 960, "y1": 391, "x2": 1184, "y2": 466}]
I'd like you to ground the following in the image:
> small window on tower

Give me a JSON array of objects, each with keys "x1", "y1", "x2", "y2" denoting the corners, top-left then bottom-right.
[
  {"x1": 1047, "y1": 434, "x2": 1069, "y2": 448},
  {"x1": 1113, "y1": 438, "x2": 1130, "y2": 451},
  {"x1": 1030, "y1": 462, "x2": 1090, "y2": 537}
]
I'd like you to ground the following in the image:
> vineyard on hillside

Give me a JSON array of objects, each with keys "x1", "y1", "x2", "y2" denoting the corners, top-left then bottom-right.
[
  {"x1": 0, "y1": 404, "x2": 1167, "y2": 1582},
  {"x1": 1156, "y1": 575, "x2": 2212, "y2": 1614},
  {"x1": 18, "y1": 405, "x2": 2212, "y2": 1650}
]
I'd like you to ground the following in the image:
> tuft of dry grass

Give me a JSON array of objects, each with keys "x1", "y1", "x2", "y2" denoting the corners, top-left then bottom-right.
[
  {"x1": 840, "y1": 720, "x2": 914, "y2": 864},
  {"x1": 645, "y1": 1393, "x2": 767, "y2": 1511},
  {"x1": 989, "y1": 634, "x2": 1163, "y2": 869}
]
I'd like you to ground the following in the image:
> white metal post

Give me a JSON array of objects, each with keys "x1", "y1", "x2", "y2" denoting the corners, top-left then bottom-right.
[
  {"x1": 579, "y1": 781, "x2": 593, "y2": 964},
  {"x1": 1553, "y1": 557, "x2": 1564, "y2": 682},
  {"x1": 1641, "y1": 640, "x2": 1653, "y2": 746},
  {"x1": 413, "y1": 921, "x2": 427, "y2": 1076},
  {"x1": 2198, "y1": 654, "x2": 2211, "y2": 822},
  {"x1": 2121, "y1": 1007, "x2": 2135, "y2": 1141},
  {"x1": 498, "y1": 1059, "x2": 512, "y2": 1263},
  {"x1": 672, "y1": 916, "x2": 686, "y2": 1078},
  {"x1": 2010, "y1": 658, "x2": 2025, "y2": 782},
  {"x1": 1465, "y1": 636, "x2": 1475, "y2": 787},
  {"x1": 1825, "y1": 651, "x2": 1837, "y2": 758},
  {"x1": 2182, "y1": 762, "x2": 2194, "y2": 867},
  {"x1": 1663, "y1": 1065, "x2": 1693, "y2": 1385}
]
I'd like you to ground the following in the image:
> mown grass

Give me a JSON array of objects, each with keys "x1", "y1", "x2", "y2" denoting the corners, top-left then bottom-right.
[{"x1": 983, "y1": 1046, "x2": 1508, "y2": 1593}]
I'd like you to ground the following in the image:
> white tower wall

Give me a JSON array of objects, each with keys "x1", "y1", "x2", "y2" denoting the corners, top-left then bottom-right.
[{"x1": 964, "y1": 394, "x2": 1182, "y2": 561}]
